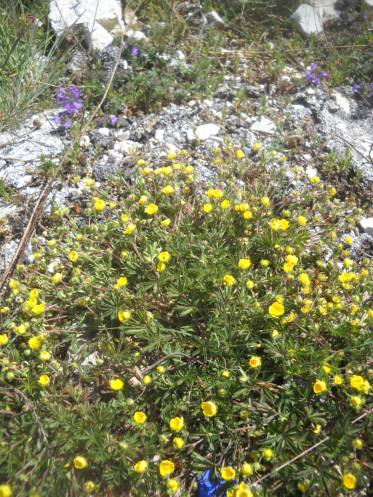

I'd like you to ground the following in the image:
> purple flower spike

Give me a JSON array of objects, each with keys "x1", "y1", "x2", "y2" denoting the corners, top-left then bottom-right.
[
  {"x1": 54, "y1": 84, "x2": 83, "y2": 130},
  {"x1": 352, "y1": 83, "x2": 361, "y2": 93}
]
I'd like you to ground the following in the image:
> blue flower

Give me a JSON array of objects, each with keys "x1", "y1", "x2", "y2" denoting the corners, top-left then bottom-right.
[{"x1": 197, "y1": 470, "x2": 227, "y2": 497}]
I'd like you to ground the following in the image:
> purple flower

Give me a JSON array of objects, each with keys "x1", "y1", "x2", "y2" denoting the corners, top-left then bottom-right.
[
  {"x1": 54, "y1": 85, "x2": 83, "y2": 130},
  {"x1": 352, "y1": 83, "x2": 361, "y2": 93},
  {"x1": 305, "y1": 64, "x2": 328, "y2": 86},
  {"x1": 109, "y1": 115, "x2": 119, "y2": 126},
  {"x1": 131, "y1": 46, "x2": 140, "y2": 57},
  {"x1": 369, "y1": 83, "x2": 373, "y2": 96},
  {"x1": 96, "y1": 119, "x2": 104, "y2": 128}
]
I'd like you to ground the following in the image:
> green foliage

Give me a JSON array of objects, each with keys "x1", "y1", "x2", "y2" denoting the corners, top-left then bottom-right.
[
  {"x1": 0, "y1": 147, "x2": 372, "y2": 497},
  {"x1": 0, "y1": 1, "x2": 65, "y2": 130}
]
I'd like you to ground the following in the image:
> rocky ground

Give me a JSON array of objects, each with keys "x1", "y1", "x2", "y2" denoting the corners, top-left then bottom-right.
[{"x1": 0, "y1": 0, "x2": 372, "y2": 273}]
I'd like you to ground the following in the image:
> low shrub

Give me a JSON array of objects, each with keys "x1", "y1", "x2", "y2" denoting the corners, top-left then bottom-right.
[{"x1": 0, "y1": 145, "x2": 371, "y2": 496}]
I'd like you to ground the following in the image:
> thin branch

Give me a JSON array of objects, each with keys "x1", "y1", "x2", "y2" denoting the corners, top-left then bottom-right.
[
  {"x1": 0, "y1": 33, "x2": 124, "y2": 293},
  {"x1": 252, "y1": 409, "x2": 372, "y2": 487}
]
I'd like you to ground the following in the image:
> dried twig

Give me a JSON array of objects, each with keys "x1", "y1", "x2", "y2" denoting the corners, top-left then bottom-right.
[{"x1": 252, "y1": 409, "x2": 372, "y2": 487}]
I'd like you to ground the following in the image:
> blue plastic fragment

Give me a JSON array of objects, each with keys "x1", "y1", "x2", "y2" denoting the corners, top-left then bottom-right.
[{"x1": 197, "y1": 470, "x2": 227, "y2": 497}]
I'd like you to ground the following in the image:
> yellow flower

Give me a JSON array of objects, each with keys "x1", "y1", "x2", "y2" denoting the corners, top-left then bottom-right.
[
  {"x1": 118, "y1": 310, "x2": 131, "y2": 322},
  {"x1": 28, "y1": 337, "x2": 41, "y2": 350},
  {"x1": 159, "y1": 460, "x2": 175, "y2": 478},
  {"x1": 223, "y1": 274, "x2": 236, "y2": 287},
  {"x1": 74, "y1": 456, "x2": 88, "y2": 470},
  {"x1": 38, "y1": 374, "x2": 50, "y2": 387},
  {"x1": 349, "y1": 375, "x2": 370, "y2": 393},
  {"x1": 144, "y1": 203, "x2": 158, "y2": 215},
  {"x1": 68, "y1": 250, "x2": 79, "y2": 263},
  {"x1": 327, "y1": 186, "x2": 337, "y2": 197},
  {"x1": 313, "y1": 379, "x2": 327, "y2": 395},
  {"x1": 283, "y1": 262, "x2": 294, "y2": 273},
  {"x1": 138, "y1": 195, "x2": 148, "y2": 206},
  {"x1": 94, "y1": 198, "x2": 106, "y2": 212},
  {"x1": 235, "y1": 149, "x2": 245, "y2": 159},
  {"x1": 298, "y1": 273, "x2": 310, "y2": 286},
  {"x1": 39, "y1": 351, "x2": 51, "y2": 362},
  {"x1": 137, "y1": 159, "x2": 146, "y2": 167},
  {"x1": 321, "y1": 363, "x2": 331, "y2": 374},
  {"x1": 207, "y1": 188, "x2": 224, "y2": 199},
  {"x1": 269, "y1": 218, "x2": 289, "y2": 231},
  {"x1": 52, "y1": 272, "x2": 63, "y2": 285},
  {"x1": 262, "y1": 448, "x2": 273, "y2": 461},
  {"x1": 161, "y1": 218, "x2": 171, "y2": 227},
  {"x1": 297, "y1": 215, "x2": 307, "y2": 226},
  {"x1": 133, "y1": 411, "x2": 147, "y2": 424},
  {"x1": 344, "y1": 235, "x2": 353, "y2": 245},
  {"x1": 248, "y1": 356, "x2": 262, "y2": 368},
  {"x1": 310, "y1": 176, "x2": 320, "y2": 184},
  {"x1": 123, "y1": 223, "x2": 136, "y2": 235},
  {"x1": 221, "y1": 199, "x2": 231, "y2": 209},
  {"x1": 235, "y1": 483, "x2": 253, "y2": 497},
  {"x1": 203, "y1": 203, "x2": 213, "y2": 213},
  {"x1": 268, "y1": 302, "x2": 285, "y2": 318},
  {"x1": 109, "y1": 378, "x2": 124, "y2": 391},
  {"x1": 0, "y1": 334, "x2": 9, "y2": 347},
  {"x1": 221, "y1": 466, "x2": 236, "y2": 481},
  {"x1": 31, "y1": 303, "x2": 46, "y2": 316},
  {"x1": 238, "y1": 258, "x2": 251, "y2": 270},
  {"x1": 173, "y1": 437, "x2": 185, "y2": 449},
  {"x1": 158, "y1": 251, "x2": 171, "y2": 263},
  {"x1": 157, "y1": 262, "x2": 166, "y2": 273},
  {"x1": 350, "y1": 395, "x2": 363, "y2": 409},
  {"x1": 342, "y1": 473, "x2": 357, "y2": 490},
  {"x1": 143, "y1": 375, "x2": 152, "y2": 385},
  {"x1": 84, "y1": 481, "x2": 96, "y2": 493},
  {"x1": 0, "y1": 484, "x2": 12, "y2": 497},
  {"x1": 241, "y1": 462, "x2": 254, "y2": 476},
  {"x1": 313, "y1": 424, "x2": 321, "y2": 434},
  {"x1": 221, "y1": 369, "x2": 230, "y2": 378},
  {"x1": 201, "y1": 400, "x2": 217, "y2": 417},
  {"x1": 167, "y1": 479, "x2": 179, "y2": 492},
  {"x1": 245, "y1": 279, "x2": 254, "y2": 289},
  {"x1": 167, "y1": 151, "x2": 177, "y2": 160},
  {"x1": 252, "y1": 142, "x2": 262, "y2": 153},
  {"x1": 285, "y1": 255, "x2": 298, "y2": 265},
  {"x1": 243, "y1": 210, "x2": 253, "y2": 220},
  {"x1": 170, "y1": 416, "x2": 185, "y2": 432},
  {"x1": 134, "y1": 460, "x2": 148, "y2": 474},
  {"x1": 162, "y1": 185, "x2": 175, "y2": 195},
  {"x1": 333, "y1": 374, "x2": 343, "y2": 386},
  {"x1": 115, "y1": 276, "x2": 128, "y2": 288},
  {"x1": 352, "y1": 438, "x2": 363, "y2": 450}
]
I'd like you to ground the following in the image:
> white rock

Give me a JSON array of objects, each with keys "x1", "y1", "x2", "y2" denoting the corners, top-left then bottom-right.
[
  {"x1": 331, "y1": 91, "x2": 351, "y2": 116},
  {"x1": 125, "y1": 29, "x2": 148, "y2": 41},
  {"x1": 250, "y1": 117, "x2": 276, "y2": 135},
  {"x1": 308, "y1": 0, "x2": 340, "y2": 21},
  {"x1": 305, "y1": 165, "x2": 318, "y2": 178},
  {"x1": 359, "y1": 217, "x2": 373, "y2": 237},
  {"x1": 204, "y1": 11, "x2": 225, "y2": 26},
  {"x1": 291, "y1": 4, "x2": 323, "y2": 37},
  {"x1": 155, "y1": 129, "x2": 165, "y2": 142},
  {"x1": 363, "y1": 0, "x2": 373, "y2": 7},
  {"x1": 114, "y1": 140, "x2": 141, "y2": 154},
  {"x1": 49, "y1": 0, "x2": 125, "y2": 51},
  {"x1": 194, "y1": 123, "x2": 220, "y2": 141}
]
